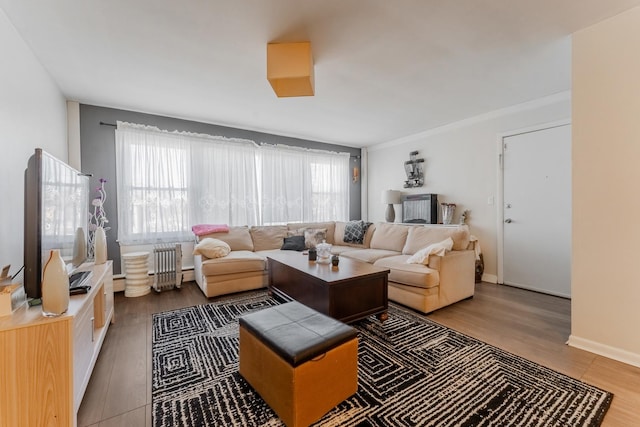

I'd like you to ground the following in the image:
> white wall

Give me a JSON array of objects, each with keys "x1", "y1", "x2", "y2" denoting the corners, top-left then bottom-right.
[
  {"x1": 570, "y1": 6, "x2": 640, "y2": 367},
  {"x1": 0, "y1": 8, "x2": 67, "y2": 282},
  {"x1": 367, "y1": 93, "x2": 571, "y2": 281}
]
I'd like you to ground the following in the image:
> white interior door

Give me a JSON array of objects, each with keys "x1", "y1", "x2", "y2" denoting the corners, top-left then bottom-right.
[{"x1": 502, "y1": 124, "x2": 571, "y2": 297}]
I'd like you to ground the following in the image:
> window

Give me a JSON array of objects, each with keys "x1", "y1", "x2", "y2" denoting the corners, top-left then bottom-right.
[
  {"x1": 115, "y1": 122, "x2": 349, "y2": 244},
  {"x1": 259, "y1": 145, "x2": 350, "y2": 225},
  {"x1": 115, "y1": 123, "x2": 259, "y2": 244}
]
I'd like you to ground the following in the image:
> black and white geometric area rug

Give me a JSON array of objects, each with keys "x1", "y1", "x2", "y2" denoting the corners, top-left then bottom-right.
[{"x1": 152, "y1": 291, "x2": 612, "y2": 427}]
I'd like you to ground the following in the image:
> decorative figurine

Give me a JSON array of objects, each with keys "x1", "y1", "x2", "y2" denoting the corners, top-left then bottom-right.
[
  {"x1": 404, "y1": 151, "x2": 425, "y2": 188},
  {"x1": 460, "y1": 209, "x2": 470, "y2": 225}
]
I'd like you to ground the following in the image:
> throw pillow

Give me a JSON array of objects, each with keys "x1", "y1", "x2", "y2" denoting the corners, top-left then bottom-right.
[
  {"x1": 304, "y1": 228, "x2": 327, "y2": 249},
  {"x1": 406, "y1": 237, "x2": 454, "y2": 265},
  {"x1": 192, "y1": 238, "x2": 231, "y2": 259},
  {"x1": 281, "y1": 235, "x2": 306, "y2": 251},
  {"x1": 343, "y1": 220, "x2": 372, "y2": 244}
]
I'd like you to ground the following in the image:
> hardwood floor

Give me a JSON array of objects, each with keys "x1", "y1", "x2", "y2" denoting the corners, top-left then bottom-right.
[{"x1": 78, "y1": 282, "x2": 640, "y2": 426}]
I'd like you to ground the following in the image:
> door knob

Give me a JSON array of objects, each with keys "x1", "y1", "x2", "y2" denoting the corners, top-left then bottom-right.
[{"x1": 504, "y1": 218, "x2": 513, "y2": 223}]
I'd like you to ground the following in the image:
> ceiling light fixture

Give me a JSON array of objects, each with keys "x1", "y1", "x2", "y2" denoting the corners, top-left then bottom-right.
[{"x1": 267, "y1": 41, "x2": 314, "y2": 97}]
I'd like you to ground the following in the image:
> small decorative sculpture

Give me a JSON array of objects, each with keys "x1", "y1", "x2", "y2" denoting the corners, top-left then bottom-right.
[
  {"x1": 404, "y1": 151, "x2": 424, "y2": 188},
  {"x1": 460, "y1": 210, "x2": 470, "y2": 225},
  {"x1": 88, "y1": 178, "x2": 110, "y2": 259}
]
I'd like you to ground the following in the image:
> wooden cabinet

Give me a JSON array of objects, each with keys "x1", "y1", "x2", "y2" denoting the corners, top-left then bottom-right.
[{"x1": 0, "y1": 261, "x2": 114, "y2": 427}]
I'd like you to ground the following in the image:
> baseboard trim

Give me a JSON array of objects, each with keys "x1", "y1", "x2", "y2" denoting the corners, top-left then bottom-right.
[
  {"x1": 182, "y1": 269, "x2": 195, "y2": 282},
  {"x1": 114, "y1": 277, "x2": 125, "y2": 293},
  {"x1": 568, "y1": 335, "x2": 640, "y2": 368},
  {"x1": 481, "y1": 273, "x2": 498, "y2": 283},
  {"x1": 113, "y1": 269, "x2": 194, "y2": 293}
]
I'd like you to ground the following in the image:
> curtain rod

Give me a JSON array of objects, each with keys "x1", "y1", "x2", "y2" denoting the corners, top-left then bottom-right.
[{"x1": 100, "y1": 121, "x2": 361, "y2": 157}]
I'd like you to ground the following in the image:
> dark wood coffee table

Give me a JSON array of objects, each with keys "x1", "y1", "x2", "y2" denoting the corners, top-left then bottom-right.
[{"x1": 267, "y1": 251, "x2": 389, "y2": 323}]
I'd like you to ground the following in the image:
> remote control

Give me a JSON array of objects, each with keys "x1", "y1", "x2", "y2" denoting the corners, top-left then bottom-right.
[{"x1": 70, "y1": 286, "x2": 90, "y2": 295}]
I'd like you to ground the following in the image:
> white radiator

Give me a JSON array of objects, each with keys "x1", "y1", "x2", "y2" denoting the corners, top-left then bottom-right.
[{"x1": 153, "y1": 243, "x2": 182, "y2": 292}]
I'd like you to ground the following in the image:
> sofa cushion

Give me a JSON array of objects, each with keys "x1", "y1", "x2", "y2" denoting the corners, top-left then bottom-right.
[
  {"x1": 406, "y1": 238, "x2": 453, "y2": 265},
  {"x1": 192, "y1": 238, "x2": 231, "y2": 259},
  {"x1": 402, "y1": 224, "x2": 471, "y2": 254},
  {"x1": 334, "y1": 222, "x2": 376, "y2": 248},
  {"x1": 287, "y1": 227, "x2": 305, "y2": 237},
  {"x1": 329, "y1": 245, "x2": 361, "y2": 255},
  {"x1": 369, "y1": 223, "x2": 410, "y2": 252},
  {"x1": 250, "y1": 225, "x2": 288, "y2": 251},
  {"x1": 201, "y1": 250, "x2": 265, "y2": 276},
  {"x1": 340, "y1": 249, "x2": 400, "y2": 264},
  {"x1": 287, "y1": 222, "x2": 336, "y2": 244},
  {"x1": 198, "y1": 226, "x2": 254, "y2": 251},
  {"x1": 374, "y1": 255, "x2": 440, "y2": 289}
]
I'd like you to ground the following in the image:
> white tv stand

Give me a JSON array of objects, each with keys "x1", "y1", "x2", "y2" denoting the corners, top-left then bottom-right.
[{"x1": 0, "y1": 261, "x2": 114, "y2": 427}]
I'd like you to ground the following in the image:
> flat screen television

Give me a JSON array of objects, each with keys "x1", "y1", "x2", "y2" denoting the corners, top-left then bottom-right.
[{"x1": 24, "y1": 148, "x2": 90, "y2": 300}]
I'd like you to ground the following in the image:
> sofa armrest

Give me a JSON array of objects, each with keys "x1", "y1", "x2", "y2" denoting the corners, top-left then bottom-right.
[
  {"x1": 427, "y1": 254, "x2": 441, "y2": 270},
  {"x1": 428, "y1": 249, "x2": 473, "y2": 270},
  {"x1": 432, "y1": 250, "x2": 476, "y2": 305},
  {"x1": 193, "y1": 254, "x2": 204, "y2": 287}
]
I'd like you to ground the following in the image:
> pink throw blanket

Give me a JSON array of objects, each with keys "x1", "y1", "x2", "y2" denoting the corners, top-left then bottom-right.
[{"x1": 192, "y1": 224, "x2": 230, "y2": 236}]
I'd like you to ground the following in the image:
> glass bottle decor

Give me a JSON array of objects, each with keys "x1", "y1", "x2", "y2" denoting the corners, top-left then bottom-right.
[
  {"x1": 441, "y1": 203, "x2": 456, "y2": 225},
  {"x1": 42, "y1": 249, "x2": 70, "y2": 317},
  {"x1": 316, "y1": 240, "x2": 332, "y2": 264},
  {"x1": 94, "y1": 226, "x2": 107, "y2": 265}
]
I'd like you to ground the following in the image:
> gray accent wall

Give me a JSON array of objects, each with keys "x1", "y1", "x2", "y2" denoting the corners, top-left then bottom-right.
[{"x1": 79, "y1": 104, "x2": 361, "y2": 274}]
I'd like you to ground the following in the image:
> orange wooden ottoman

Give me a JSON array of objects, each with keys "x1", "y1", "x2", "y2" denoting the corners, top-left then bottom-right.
[{"x1": 239, "y1": 301, "x2": 358, "y2": 427}]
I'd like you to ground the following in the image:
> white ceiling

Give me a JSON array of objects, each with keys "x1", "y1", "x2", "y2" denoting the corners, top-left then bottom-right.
[{"x1": 2, "y1": 0, "x2": 640, "y2": 147}]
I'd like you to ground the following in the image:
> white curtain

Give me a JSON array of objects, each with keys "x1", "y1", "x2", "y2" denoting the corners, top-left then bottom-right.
[
  {"x1": 115, "y1": 122, "x2": 350, "y2": 244},
  {"x1": 189, "y1": 138, "x2": 259, "y2": 227},
  {"x1": 260, "y1": 144, "x2": 350, "y2": 224},
  {"x1": 115, "y1": 122, "x2": 259, "y2": 244}
]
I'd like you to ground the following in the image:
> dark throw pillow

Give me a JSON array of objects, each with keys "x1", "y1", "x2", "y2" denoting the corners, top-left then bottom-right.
[
  {"x1": 281, "y1": 235, "x2": 306, "y2": 251},
  {"x1": 343, "y1": 220, "x2": 372, "y2": 244}
]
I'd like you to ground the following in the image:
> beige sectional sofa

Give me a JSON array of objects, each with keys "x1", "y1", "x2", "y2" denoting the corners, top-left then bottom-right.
[{"x1": 193, "y1": 221, "x2": 476, "y2": 314}]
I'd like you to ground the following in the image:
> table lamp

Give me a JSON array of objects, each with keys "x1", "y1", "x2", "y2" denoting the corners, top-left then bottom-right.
[{"x1": 382, "y1": 190, "x2": 401, "y2": 222}]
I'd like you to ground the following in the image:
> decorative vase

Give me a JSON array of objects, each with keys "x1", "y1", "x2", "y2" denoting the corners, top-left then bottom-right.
[
  {"x1": 72, "y1": 227, "x2": 87, "y2": 267},
  {"x1": 94, "y1": 226, "x2": 107, "y2": 265},
  {"x1": 441, "y1": 203, "x2": 456, "y2": 225},
  {"x1": 42, "y1": 249, "x2": 70, "y2": 317}
]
